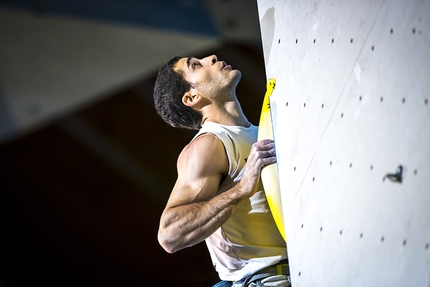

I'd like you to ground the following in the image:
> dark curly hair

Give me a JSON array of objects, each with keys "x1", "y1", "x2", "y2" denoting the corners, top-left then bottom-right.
[{"x1": 153, "y1": 56, "x2": 203, "y2": 130}]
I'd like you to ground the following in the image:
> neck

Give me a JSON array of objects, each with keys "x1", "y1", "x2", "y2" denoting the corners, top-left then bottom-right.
[{"x1": 201, "y1": 98, "x2": 250, "y2": 127}]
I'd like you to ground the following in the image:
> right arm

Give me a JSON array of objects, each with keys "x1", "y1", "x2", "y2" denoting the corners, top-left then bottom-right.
[{"x1": 157, "y1": 134, "x2": 276, "y2": 253}]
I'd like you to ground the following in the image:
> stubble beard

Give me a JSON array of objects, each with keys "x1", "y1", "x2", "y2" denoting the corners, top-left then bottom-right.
[
  {"x1": 214, "y1": 70, "x2": 242, "y2": 102},
  {"x1": 195, "y1": 70, "x2": 242, "y2": 103}
]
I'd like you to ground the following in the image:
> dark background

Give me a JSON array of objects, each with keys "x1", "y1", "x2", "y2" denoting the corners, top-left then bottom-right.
[{"x1": 0, "y1": 38, "x2": 266, "y2": 287}]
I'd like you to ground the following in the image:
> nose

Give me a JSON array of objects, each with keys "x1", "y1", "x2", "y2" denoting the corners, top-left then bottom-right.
[{"x1": 202, "y1": 55, "x2": 217, "y2": 65}]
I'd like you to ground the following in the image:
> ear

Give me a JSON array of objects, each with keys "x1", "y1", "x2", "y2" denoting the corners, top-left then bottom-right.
[{"x1": 182, "y1": 89, "x2": 201, "y2": 107}]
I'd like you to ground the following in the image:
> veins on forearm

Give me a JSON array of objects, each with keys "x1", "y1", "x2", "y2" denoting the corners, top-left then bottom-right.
[{"x1": 160, "y1": 191, "x2": 242, "y2": 251}]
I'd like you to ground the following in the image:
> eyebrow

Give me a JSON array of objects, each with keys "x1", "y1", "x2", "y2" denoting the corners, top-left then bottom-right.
[{"x1": 186, "y1": 57, "x2": 193, "y2": 69}]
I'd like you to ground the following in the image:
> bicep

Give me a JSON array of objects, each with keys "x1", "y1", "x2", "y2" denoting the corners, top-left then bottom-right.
[{"x1": 165, "y1": 134, "x2": 228, "y2": 209}]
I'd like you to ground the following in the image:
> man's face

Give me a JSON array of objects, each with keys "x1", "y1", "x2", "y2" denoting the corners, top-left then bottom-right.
[{"x1": 174, "y1": 55, "x2": 241, "y2": 100}]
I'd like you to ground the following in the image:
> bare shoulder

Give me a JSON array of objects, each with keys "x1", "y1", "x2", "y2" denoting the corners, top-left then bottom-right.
[
  {"x1": 165, "y1": 133, "x2": 228, "y2": 207},
  {"x1": 178, "y1": 132, "x2": 228, "y2": 176}
]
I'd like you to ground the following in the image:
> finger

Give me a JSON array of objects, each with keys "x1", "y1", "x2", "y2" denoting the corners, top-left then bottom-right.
[
  {"x1": 251, "y1": 140, "x2": 274, "y2": 152},
  {"x1": 257, "y1": 139, "x2": 275, "y2": 146},
  {"x1": 247, "y1": 144, "x2": 277, "y2": 167},
  {"x1": 250, "y1": 141, "x2": 276, "y2": 157}
]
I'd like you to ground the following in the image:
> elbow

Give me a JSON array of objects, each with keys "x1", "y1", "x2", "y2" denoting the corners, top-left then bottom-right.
[{"x1": 157, "y1": 228, "x2": 178, "y2": 254}]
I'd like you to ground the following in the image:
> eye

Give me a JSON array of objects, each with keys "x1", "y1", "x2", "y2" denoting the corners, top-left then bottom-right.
[{"x1": 192, "y1": 62, "x2": 201, "y2": 69}]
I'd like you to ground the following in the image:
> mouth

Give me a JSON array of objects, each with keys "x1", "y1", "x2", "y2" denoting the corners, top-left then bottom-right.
[{"x1": 221, "y1": 61, "x2": 232, "y2": 70}]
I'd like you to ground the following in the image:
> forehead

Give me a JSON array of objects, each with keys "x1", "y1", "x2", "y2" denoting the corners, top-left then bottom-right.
[{"x1": 174, "y1": 57, "x2": 191, "y2": 74}]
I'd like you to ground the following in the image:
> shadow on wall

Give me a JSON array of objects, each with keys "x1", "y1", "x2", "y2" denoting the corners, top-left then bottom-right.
[{"x1": 260, "y1": 7, "x2": 275, "y2": 66}]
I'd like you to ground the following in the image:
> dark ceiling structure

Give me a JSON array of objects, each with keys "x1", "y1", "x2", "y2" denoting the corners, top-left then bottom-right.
[
  {"x1": 0, "y1": 1, "x2": 267, "y2": 286},
  {"x1": 0, "y1": 0, "x2": 219, "y2": 36}
]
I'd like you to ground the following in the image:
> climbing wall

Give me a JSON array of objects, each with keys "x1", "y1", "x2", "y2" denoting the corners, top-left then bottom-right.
[{"x1": 257, "y1": 0, "x2": 430, "y2": 286}]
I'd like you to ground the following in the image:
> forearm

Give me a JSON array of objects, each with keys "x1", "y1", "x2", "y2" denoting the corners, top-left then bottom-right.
[{"x1": 158, "y1": 187, "x2": 247, "y2": 253}]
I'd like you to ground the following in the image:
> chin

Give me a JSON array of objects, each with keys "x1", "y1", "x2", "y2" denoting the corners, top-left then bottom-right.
[{"x1": 231, "y1": 69, "x2": 242, "y2": 83}]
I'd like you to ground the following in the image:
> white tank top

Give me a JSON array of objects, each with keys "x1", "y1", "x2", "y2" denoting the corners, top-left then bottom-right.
[{"x1": 192, "y1": 121, "x2": 287, "y2": 281}]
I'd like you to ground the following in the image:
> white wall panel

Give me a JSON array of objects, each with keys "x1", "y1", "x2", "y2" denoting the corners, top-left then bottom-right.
[{"x1": 257, "y1": 0, "x2": 430, "y2": 286}]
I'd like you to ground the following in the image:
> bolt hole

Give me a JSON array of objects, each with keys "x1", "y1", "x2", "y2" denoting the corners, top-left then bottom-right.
[
  {"x1": 370, "y1": 165, "x2": 374, "y2": 170},
  {"x1": 304, "y1": 103, "x2": 306, "y2": 107},
  {"x1": 402, "y1": 98, "x2": 406, "y2": 103},
  {"x1": 299, "y1": 272, "x2": 301, "y2": 276},
  {"x1": 390, "y1": 28, "x2": 394, "y2": 34},
  {"x1": 296, "y1": 39, "x2": 298, "y2": 44},
  {"x1": 350, "y1": 163, "x2": 353, "y2": 168},
  {"x1": 301, "y1": 224, "x2": 304, "y2": 228},
  {"x1": 414, "y1": 169, "x2": 418, "y2": 175},
  {"x1": 286, "y1": 102, "x2": 289, "y2": 107},
  {"x1": 312, "y1": 177, "x2": 315, "y2": 181},
  {"x1": 413, "y1": 28, "x2": 416, "y2": 34},
  {"x1": 350, "y1": 38, "x2": 353, "y2": 43},
  {"x1": 278, "y1": 39, "x2": 281, "y2": 44},
  {"x1": 330, "y1": 161, "x2": 332, "y2": 166},
  {"x1": 380, "y1": 97, "x2": 384, "y2": 102},
  {"x1": 322, "y1": 103, "x2": 324, "y2": 108},
  {"x1": 341, "y1": 113, "x2": 344, "y2": 118},
  {"x1": 371, "y1": 46, "x2": 375, "y2": 51},
  {"x1": 314, "y1": 39, "x2": 316, "y2": 43},
  {"x1": 332, "y1": 38, "x2": 334, "y2": 43},
  {"x1": 294, "y1": 167, "x2": 296, "y2": 171},
  {"x1": 340, "y1": 230, "x2": 343, "y2": 235},
  {"x1": 360, "y1": 233, "x2": 363, "y2": 238},
  {"x1": 425, "y1": 243, "x2": 429, "y2": 250},
  {"x1": 403, "y1": 240, "x2": 407, "y2": 246},
  {"x1": 381, "y1": 236, "x2": 385, "y2": 242},
  {"x1": 425, "y1": 99, "x2": 428, "y2": 105},
  {"x1": 320, "y1": 227, "x2": 323, "y2": 232}
]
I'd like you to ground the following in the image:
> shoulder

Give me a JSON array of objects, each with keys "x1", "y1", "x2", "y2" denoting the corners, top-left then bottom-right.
[
  {"x1": 166, "y1": 133, "x2": 228, "y2": 206},
  {"x1": 178, "y1": 132, "x2": 228, "y2": 176}
]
